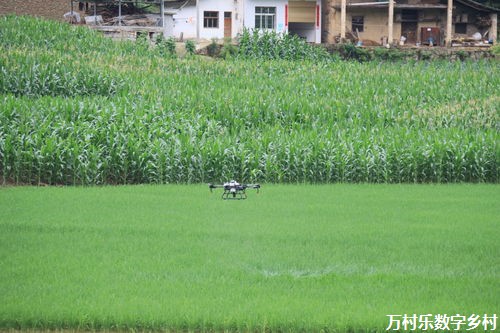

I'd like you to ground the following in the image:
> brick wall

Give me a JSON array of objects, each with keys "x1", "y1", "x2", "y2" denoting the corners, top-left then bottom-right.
[{"x1": 0, "y1": 0, "x2": 75, "y2": 21}]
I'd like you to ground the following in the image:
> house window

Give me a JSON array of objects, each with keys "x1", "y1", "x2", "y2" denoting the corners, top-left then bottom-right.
[
  {"x1": 352, "y1": 16, "x2": 364, "y2": 33},
  {"x1": 455, "y1": 23, "x2": 467, "y2": 34},
  {"x1": 204, "y1": 11, "x2": 219, "y2": 28},
  {"x1": 255, "y1": 7, "x2": 276, "y2": 30}
]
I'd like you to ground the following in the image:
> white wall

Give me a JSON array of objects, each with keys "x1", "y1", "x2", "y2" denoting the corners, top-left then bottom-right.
[
  {"x1": 173, "y1": 5, "x2": 197, "y2": 39},
  {"x1": 244, "y1": 0, "x2": 321, "y2": 43},
  {"x1": 198, "y1": 0, "x2": 240, "y2": 39},
  {"x1": 244, "y1": 0, "x2": 288, "y2": 34},
  {"x1": 173, "y1": 0, "x2": 244, "y2": 40},
  {"x1": 172, "y1": 0, "x2": 321, "y2": 43}
]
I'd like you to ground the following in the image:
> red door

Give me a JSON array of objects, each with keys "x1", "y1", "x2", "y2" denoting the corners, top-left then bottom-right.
[{"x1": 224, "y1": 12, "x2": 232, "y2": 38}]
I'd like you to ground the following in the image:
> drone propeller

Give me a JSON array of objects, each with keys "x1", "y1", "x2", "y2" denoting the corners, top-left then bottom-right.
[
  {"x1": 209, "y1": 183, "x2": 219, "y2": 192},
  {"x1": 244, "y1": 184, "x2": 260, "y2": 192}
]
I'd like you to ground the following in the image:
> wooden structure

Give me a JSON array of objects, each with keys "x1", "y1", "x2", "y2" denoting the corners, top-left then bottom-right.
[
  {"x1": 68, "y1": 0, "x2": 181, "y2": 37},
  {"x1": 327, "y1": 0, "x2": 498, "y2": 46}
]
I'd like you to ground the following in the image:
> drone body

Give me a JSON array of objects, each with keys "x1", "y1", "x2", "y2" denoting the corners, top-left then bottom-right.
[{"x1": 209, "y1": 180, "x2": 260, "y2": 200}]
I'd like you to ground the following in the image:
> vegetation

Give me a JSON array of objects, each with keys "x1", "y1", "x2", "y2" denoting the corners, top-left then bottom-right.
[
  {"x1": 0, "y1": 15, "x2": 498, "y2": 332},
  {"x1": 492, "y1": 44, "x2": 500, "y2": 57},
  {"x1": 185, "y1": 39, "x2": 196, "y2": 56},
  {"x1": 0, "y1": 15, "x2": 499, "y2": 186},
  {"x1": 155, "y1": 34, "x2": 177, "y2": 58},
  {"x1": 1, "y1": 184, "x2": 498, "y2": 332},
  {"x1": 237, "y1": 28, "x2": 331, "y2": 61}
]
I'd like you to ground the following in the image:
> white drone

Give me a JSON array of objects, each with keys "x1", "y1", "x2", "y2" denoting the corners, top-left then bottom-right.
[{"x1": 209, "y1": 180, "x2": 261, "y2": 200}]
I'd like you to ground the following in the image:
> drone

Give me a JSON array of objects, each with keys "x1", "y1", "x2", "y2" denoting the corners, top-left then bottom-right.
[{"x1": 209, "y1": 180, "x2": 261, "y2": 200}]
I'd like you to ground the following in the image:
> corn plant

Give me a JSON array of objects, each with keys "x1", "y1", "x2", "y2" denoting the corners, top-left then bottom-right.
[{"x1": 0, "y1": 16, "x2": 498, "y2": 185}]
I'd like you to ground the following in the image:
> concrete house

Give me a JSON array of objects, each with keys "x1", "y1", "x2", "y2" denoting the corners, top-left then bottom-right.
[
  {"x1": 0, "y1": 0, "x2": 321, "y2": 43},
  {"x1": 171, "y1": 0, "x2": 322, "y2": 43},
  {"x1": 322, "y1": 0, "x2": 498, "y2": 45}
]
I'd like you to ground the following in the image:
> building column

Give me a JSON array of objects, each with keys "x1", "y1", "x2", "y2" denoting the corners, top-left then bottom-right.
[
  {"x1": 340, "y1": 0, "x2": 346, "y2": 41},
  {"x1": 388, "y1": 0, "x2": 394, "y2": 46},
  {"x1": 323, "y1": 1, "x2": 336, "y2": 44},
  {"x1": 446, "y1": 0, "x2": 453, "y2": 46},
  {"x1": 196, "y1": 0, "x2": 200, "y2": 40},
  {"x1": 118, "y1": 0, "x2": 122, "y2": 26},
  {"x1": 160, "y1": 0, "x2": 165, "y2": 37},
  {"x1": 491, "y1": 13, "x2": 498, "y2": 44}
]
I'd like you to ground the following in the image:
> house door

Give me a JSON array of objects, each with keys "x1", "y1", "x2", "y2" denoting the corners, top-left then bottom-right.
[
  {"x1": 401, "y1": 22, "x2": 418, "y2": 44},
  {"x1": 224, "y1": 12, "x2": 232, "y2": 38}
]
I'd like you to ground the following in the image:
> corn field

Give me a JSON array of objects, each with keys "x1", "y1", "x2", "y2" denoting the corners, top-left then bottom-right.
[{"x1": 0, "y1": 15, "x2": 498, "y2": 185}]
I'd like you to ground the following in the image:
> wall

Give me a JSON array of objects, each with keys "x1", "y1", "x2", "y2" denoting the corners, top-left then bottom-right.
[
  {"x1": 172, "y1": 0, "x2": 244, "y2": 40},
  {"x1": 197, "y1": 0, "x2": 242, "y2": 40},
  {"x1": 244, "y1": 0, "x2": 288, "y2": 34},
  {"x1": 288, "y1": 0, "x2": 321, "y2": 42},
  {"x1": 348, "y1": 8, "x2": 390, "y2": 43},
  {"x1": 0, "y1": 0, "x2": 75, "y2": 21},
  {"x1": 173, "y1": 5, "x2": 197, "y2": 39}
]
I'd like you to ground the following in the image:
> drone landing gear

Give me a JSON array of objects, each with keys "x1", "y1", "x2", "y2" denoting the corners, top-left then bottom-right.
[{"x1": 222, "y1": 190, "x2": 247, "y2": 200}]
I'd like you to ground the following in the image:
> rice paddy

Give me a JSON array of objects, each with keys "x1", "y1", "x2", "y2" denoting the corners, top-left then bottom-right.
[{"x1": 0, "y1": 184, "x2": 499, "y2": 332}]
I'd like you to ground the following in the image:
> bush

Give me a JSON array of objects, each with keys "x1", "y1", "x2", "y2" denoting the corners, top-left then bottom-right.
[
  {"x1": 220, "y1": 38, "x2": 238, "y2": 59},
  {"x1": 207, "y1": 38, "x2": 219, "y2": 57},
  {"x1": 373, "y1": 47, "x2": 406, "y2": 61},
  {"x1": 335, "y1": 43, "x2": 372, "y2": 62},
  {"x1": 185, "y1": 40, "x2": 196, "y2": 55},
  {"x1": 417, "y1": 49, "x2": 433, "y2": 61}
]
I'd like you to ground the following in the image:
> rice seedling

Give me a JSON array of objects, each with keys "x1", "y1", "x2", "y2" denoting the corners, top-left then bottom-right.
[{"x1": 0, "y1": 184, "x2": 498, "y2": 332}]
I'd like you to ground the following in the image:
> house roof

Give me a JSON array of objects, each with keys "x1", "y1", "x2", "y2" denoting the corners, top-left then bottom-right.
[
  {"x1": 454, "y1": 0, "x2": 500, "y2": 13},
  {"x1": 345, "y1": 2, "x2": 448, "y2": 9},
  {"x1": 337, "y1": 0, "x2": 499, "y2": 12}
]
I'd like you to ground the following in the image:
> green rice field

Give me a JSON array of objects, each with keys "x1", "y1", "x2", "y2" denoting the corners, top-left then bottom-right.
[{"x1": 0, "y1": 184, "x2": 499, "y2": 331}]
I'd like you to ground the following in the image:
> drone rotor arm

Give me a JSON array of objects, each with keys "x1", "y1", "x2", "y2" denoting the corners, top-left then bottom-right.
[
  {"x1": 243, "y1": 184, "x2": 261, "y2": 192},
  {"x1": 209, "y1": 184, "x2": 225, "y2": 192}
]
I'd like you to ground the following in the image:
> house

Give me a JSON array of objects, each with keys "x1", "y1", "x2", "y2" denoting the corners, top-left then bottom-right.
[
  {"x1": 3, "y1": 0, "x2": 494, "y2": 46},
  {"x1": 170, "y1": 0, "x2": 322, "y2": 43},
  {"x1": 322, "y1": 0, "x2": 498, "y2": 45}
]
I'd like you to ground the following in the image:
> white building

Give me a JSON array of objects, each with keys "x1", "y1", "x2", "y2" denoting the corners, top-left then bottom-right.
[{"x1": 169, "y1": 0, "x2": 322, "y2": 43}]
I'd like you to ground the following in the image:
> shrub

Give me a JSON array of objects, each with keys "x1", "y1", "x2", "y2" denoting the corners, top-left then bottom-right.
[
  {"x1": 207, "y1": 38, "x2": 219, "y2": 57},
  {"x1": 185, "y1": 40, "x2": 196, "y2": 55},
  {"x1": 418, "y1": 49, "x2": 433, "y2": 61},
  {"x1": 220, "y1": 38, "x2": 238, "y2": 59},
  {"x1": 373, "y1": 47, "x2": 406, "y2": 61},
  {"x1": 335, "y1": 43, "x2": 372, "y2": 62}
]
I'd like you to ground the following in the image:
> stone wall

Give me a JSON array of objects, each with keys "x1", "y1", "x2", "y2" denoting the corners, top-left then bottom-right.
[
  {"x1": 0, "y1": 0, "x2": 73, "y2": 21},
  {"x1": 326, "y1": 44, "x2": 496, "y2": 61}
]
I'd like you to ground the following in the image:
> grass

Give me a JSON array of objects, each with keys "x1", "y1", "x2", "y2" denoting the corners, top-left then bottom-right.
[{"x1": 0, "y1": 184, "x2": 498, "y2": 331}]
